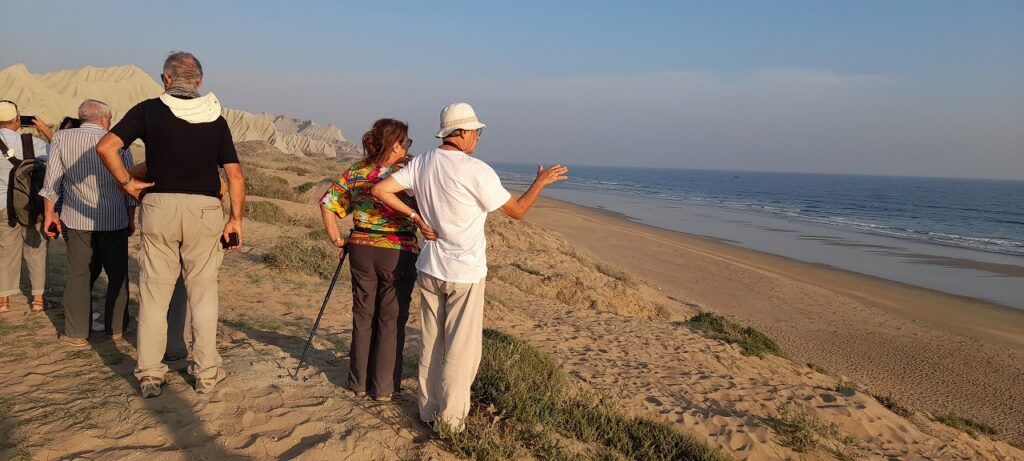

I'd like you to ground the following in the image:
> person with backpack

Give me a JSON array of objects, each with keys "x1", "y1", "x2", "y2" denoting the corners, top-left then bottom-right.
[
  {"x1": 0, "y1": 100, "x2": 51, "y2": 314},
  {"x1": 39, "y1": 99, "x2": 136, "y2": 346}
]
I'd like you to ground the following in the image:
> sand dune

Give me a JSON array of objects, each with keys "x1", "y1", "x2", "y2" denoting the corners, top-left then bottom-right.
[{"x1": 2, "y1": 150, "x2": 1020, "y2": 459}]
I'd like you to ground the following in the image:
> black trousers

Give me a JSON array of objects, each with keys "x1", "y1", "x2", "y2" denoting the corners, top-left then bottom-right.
[
  {"x1": 64, "y1": 228, "x2": 130, "y2": 338},
  {"x1": 347, "y1": 245, "x2": 417, "y2": 397}
]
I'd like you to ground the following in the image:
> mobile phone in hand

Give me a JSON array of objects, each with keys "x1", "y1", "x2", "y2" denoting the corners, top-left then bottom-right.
[
  {"x1": 221, "y1": 232, "x2": 239, "y2": 248},
  {"x1": 47, "y1": 222, "x2": 60, "y2": 239},
  {"x1": 20, "y1": 115, "x2": 36, "y2": 127}
]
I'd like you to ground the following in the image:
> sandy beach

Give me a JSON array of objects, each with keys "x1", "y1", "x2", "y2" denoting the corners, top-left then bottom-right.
[
  {"x1": 521, "y1": 193, "x2": 1024, "y2": 445},
  {"x1": 1, "y1": 149, "x2": 1021, "y2": 459}
]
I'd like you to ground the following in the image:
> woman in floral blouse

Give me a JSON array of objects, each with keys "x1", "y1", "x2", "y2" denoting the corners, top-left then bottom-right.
[{"x1": 319, "y1": 118, "x2": 426, "y2": 401}]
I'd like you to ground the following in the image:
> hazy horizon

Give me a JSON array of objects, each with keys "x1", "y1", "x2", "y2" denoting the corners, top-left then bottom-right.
[{"x1": 2, "y1": 1, "x2": 1022, "y2": 180}]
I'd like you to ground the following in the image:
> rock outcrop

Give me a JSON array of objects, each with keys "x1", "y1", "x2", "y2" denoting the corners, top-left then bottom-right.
[{"x1": 0, "y1": 63, "x2": 348, "y2": 158}]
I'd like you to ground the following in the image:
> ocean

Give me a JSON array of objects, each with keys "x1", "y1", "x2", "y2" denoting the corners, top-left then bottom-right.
[{"x1": 491, "y1": 163, "x2": 1024, "y2": 309}]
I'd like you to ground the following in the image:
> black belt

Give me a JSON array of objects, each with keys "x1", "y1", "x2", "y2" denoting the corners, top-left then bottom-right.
[{"x1": 352, "y1": 226, "x2": 416, "y2": 237}]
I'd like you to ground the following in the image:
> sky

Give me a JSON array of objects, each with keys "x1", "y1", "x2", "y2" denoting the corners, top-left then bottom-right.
[{"x1": 2, "y1": 1, "x2": 1022, "y2": 180}]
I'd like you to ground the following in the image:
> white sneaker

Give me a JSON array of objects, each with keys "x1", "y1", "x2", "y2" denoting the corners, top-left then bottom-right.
[{"x1": 91, "y1": 312, "x2": 105, "y2": 332}]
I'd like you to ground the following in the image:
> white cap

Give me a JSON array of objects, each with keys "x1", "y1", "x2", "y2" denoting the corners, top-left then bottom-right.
[
  {"x1": 0, "y1": 101, "x2": 17, "y2": 122},
  {"x1": 435, "y1": 102, "x2": 486, "y2": 138}
]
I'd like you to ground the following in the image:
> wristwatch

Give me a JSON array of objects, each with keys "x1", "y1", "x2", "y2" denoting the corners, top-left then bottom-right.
[
  {"x1": 119, "y1": 176, "x2": 134, "y2": 186},
  {"x1": 409, "y1": 210, "x2": 419, "y2": 220}
]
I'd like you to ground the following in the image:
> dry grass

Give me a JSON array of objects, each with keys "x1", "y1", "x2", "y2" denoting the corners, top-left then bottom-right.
[
  {"x1": 767, "y1": 404, "x2": 858, "y2": 460},
  {"x1": 871, "y1": 393, "x2": 912, "y2": 418},
  {"x1": 934, "y1": 412, "x2": 1000, "y2": 438},
  {"x1": 245, "y1": 168, "x2": 299, "y2": 202},
  {"x1": 438, "y1": 329, "x2": 730, "y2": 461}
]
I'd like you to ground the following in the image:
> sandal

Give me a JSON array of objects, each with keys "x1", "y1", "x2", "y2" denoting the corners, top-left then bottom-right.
[
  {"x1": 0, "y1": 299, "x2": 10, "y2": 313},
  {"x1": 30, "y1": 299, "x2": 45, "y2": 313}
]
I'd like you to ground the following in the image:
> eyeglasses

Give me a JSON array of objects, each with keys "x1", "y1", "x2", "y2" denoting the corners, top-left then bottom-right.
[
  {"x1": 475, "y1": 128, "x2": 483, "y2": 137},
  {"x1": 403, "y1": 139, "x2": 413, "y2": 147}
]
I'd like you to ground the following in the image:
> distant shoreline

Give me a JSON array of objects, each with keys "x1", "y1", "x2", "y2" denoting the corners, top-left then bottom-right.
[{"x1": 500, "y1": 165, "x2": 1024, "y2": 309}]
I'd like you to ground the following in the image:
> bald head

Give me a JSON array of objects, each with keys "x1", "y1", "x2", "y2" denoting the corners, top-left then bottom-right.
[
  {"x1": 162, "y1": 51, "x2": 204, "y2": 89},
  {"x1": 78, "y1": 99, "x2": 111, "y2": 123}
]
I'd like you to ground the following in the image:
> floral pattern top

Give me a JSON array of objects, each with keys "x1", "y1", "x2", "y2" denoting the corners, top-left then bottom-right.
[{"x1": 319, "y1": 161, "x2": 419, "y2": 253}]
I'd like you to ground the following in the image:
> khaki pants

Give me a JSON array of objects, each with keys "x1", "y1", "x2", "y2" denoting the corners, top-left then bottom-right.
[
  {"x1": 417, "y1": 272, "x2": 486, "y2": 429},
  {"x1": 0, "y1": 221, "x2": 47, "y2": 298},
  {"x1": 134, "y1": 193, "x2": 224, "y2": 381},
  {"x1": 166, "y1": 274, "x2": 193, "y2": 359}
]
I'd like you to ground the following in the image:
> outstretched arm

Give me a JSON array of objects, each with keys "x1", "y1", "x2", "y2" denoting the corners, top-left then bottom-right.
[{"x1": 499, "y1": 164, "x2": 568, "y2": 220}]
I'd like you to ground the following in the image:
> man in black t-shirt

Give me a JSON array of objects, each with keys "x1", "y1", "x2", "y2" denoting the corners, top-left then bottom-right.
[{"x1": 97, "y1": 51, "x2": 246, "y2": 398}]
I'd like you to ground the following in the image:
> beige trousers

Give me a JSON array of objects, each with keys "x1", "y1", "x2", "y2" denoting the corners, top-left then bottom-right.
[
  {"x1": 417, "y1": 272, "x2": 486, "y2": 429},
  {"x1": 133, "y1": 193, "x2": 224, "y2": 381},
  {"x1": 0, "y1": 221, "x2": 47, "y2": 298}
]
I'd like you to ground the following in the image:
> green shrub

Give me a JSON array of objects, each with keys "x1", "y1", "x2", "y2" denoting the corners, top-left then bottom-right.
[
  {"x1": 834, "y1": 381, "x2": 857, "y2": 395},
  {"x1": 262, "y1": 239, "x2": 341, "y2": 280},
  {"x1": 682, "y1": 312, "x2": 782, "y2": 357},
  {"x1": 284, "y1": 164, "x2": 313, "y2": 176},
  {"x1": 872, "y1": 393, "x2": 911, "y2": 418},
  {"x1": 438, "y1": 329, "x2": 730, "y2": 461},
  {"x1": 294, "y1": 181, "x2": 317, "y2": 194},
  {"x1": 510, "y1": 262, "x2": 544, "y2": 277},
  {"x1": 246, "y1": 168, "x2": 298, "y2": 201},
  {"x1": 244, "y1": 201, "x2": 292, "y2": 225},
  {"x1": 934, "y1": 412, "x2": 999, "y2": 437}
]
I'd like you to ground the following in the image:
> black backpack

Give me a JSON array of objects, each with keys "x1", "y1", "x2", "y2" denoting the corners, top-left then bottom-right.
[{"x1": 3, "y1": 134, "x2": 46, "y2": 227}]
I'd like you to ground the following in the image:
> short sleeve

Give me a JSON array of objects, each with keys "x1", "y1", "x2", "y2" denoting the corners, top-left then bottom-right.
[
  {"x1": 389, "y1": 163, "x2": 413, "y2": 190},
  {"x1": 470, "y1": 163, "x2": 512, "y2": 212},
  {"x1": 110, "y1": 102, "x2": 146, "y2": 145},
  {"x1": 319, "y1": 171, "x2": 353, "y2": 218},
  {"x1": 33, "y1": 138, "x2": 50, "y2": 162},
  {"x1": 217, "y1": 118, "x2": 239, "y2": 166}
]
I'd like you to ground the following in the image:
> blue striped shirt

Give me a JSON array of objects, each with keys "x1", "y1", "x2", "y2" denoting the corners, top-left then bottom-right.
[{"x1": 38, "y1": 123, "x2": 137, "y2": 231}]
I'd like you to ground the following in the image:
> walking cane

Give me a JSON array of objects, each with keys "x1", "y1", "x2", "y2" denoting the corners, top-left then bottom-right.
[{"x1": 294, "y1": 246, "x2": 349, "y2": 377}]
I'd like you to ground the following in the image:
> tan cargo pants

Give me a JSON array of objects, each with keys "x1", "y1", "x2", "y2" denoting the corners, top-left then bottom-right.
[
  {"x1": 416, "y1": 272, "x2": 486, "y2": 430},
  {"x1": 0, "y1": 221, "x2": 47, "y2": 298},
  {"x1": 133, "y1": 193, "x2": 224, "y2": 381}
]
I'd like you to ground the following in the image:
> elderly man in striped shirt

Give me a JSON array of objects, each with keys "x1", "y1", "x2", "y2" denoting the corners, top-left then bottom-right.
[{"x1": 40, "y1": 99, "x2": 137, "y2": 346}]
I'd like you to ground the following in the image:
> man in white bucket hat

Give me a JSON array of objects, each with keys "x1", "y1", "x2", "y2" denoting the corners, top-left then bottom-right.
[{"x1": 373, "y1": 102, "x2": 568, "y2": 431}]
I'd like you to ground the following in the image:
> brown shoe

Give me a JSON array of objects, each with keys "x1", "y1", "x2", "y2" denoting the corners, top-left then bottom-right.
[
  {"x1": 373, "y1": 394, "x2": 392, "y2": 402},
  {"x1": 30, "y1": 299, "x2": 45, "y2": 312},
  {"x1": 58, "y1": 335, "x2": 89, "y2": 347}
]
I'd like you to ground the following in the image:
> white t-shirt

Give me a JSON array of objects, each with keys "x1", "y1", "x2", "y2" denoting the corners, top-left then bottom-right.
[{"x1": 390, "y1": 148, "x2": 512, "y2": 283}]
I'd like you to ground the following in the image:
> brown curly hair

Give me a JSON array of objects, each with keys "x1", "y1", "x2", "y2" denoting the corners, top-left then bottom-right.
[{"x1": 362, "y1": 118, "x2": 409, "y2": 165}]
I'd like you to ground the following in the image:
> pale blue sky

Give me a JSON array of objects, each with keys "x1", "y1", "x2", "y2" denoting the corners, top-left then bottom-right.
[{"x1": 2, "y1": 1, "x2": 1022, "y2": 179}]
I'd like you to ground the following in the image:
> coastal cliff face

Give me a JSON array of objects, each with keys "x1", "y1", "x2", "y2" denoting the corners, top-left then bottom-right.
[{"x1": 0, "y1": 64, "x2": 355, "y2": 159}]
